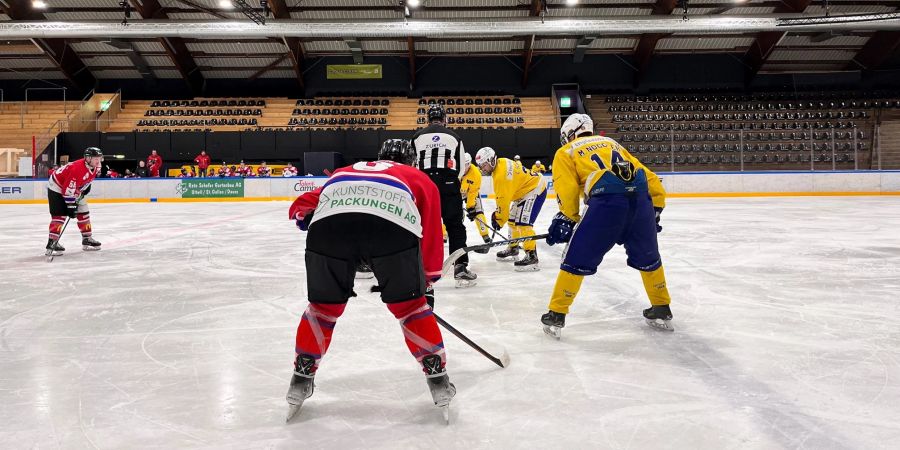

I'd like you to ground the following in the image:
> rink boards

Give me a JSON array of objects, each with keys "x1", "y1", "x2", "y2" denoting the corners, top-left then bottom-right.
[{"x1": 1, "y1": 170, "x2": 900, "y2": 203}]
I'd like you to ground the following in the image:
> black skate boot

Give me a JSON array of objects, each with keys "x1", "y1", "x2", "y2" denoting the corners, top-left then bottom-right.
[
  {"x1": 422, "y1": 354, "x2": 456, "y2": 424},
  {"x1": 454, "y1": 264, "x2": 477, "y2": 288},
  {"x1": 473, "y1": 236, "x2": 491, "y2": 254},
  {"x1": 514, "y1": 250, "x2": 540, "y2": 272},
  {"x1": 45, "y1": 239, "x2": 65, "y2": 256},
  {"x1": 82, "y1": 237, "x2": 101, "y2": 251},
  {"x1": 285, "y1": 354, "x2": 316, "y2": 422},
  {"x1": 541, "y1": 310, "x2": 566, "y2": 339},
  {"x1": 495, "y1": 245, "x2": 520, "y2": 262},
  {"x1": 355, "y1": 261, "x2": 374, "y2": 279},
  {"x1": 643, "y1": 304, "x2": 674, "y2": 332}
]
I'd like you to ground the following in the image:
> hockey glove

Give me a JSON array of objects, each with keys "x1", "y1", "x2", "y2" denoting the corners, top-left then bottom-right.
[
  {"x1": 490, "y1": 211, "x2": 502, "y2": 231},
  {"x1": 547, "y1": 212, "x2": 576, "y2": 246},
  {"x1": 65, "y1": 202, "x2": 78, "y2": 218},
  {"x1": 295, "y1": 212, "x2": 314, "y2": 231},
  {"x1": 465, "y1": 207, "x2": 479, "y2": 221},
  {"x1": 425, "y1": 284, "x2": 435, "y2": 309},
  {"x1": 654, "y1": 207, "x2": 663, "y2": 233}
]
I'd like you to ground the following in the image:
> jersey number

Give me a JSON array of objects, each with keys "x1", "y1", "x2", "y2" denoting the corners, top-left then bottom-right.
[
  {"x1": 590, "y1": 150, "x2": 623, "y2": 170},
  {"x1": 352, "y1": 161, "x2": 393, "y2": 172}
]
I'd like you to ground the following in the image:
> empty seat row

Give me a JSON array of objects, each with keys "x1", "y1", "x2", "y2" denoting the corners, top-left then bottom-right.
[
  {"x1": 296, "y1": 98, "x2": 390, "y2": 106},
  {"x1": 420, "y1": 97, "x2": 520, "y2": 106},
  {"x1": 137, "y1": 118, "x2": 258, "y2": 127},
  {"x1": 293, "y1": 108, "x2": 388, "y2": 116},
  {"x1": 612, "y1": 111, "x2": 868, "y2": 122},
  {"x1": 146, "y1": 109, "x2": 262, "y2": 117},
  {"x1": 629, "y1": 142, "x2": 864, "y2": 154},
  {"x1": 418, "y1": 106, "x2": 522, "y2": 115},
  {"x1": 288, "y1": 117, "x2": 387, "y2": 126},
  {"x1": 610, "y1": 103, "x2": 880, "y2": 113},
  {"x1": 424, "y1": 116, "x2": 524, "y2": 125},
  {"x1": 621, "y1": 130, "x2": 865, "y2": 143},
  {"x1": 151, "y1": 99, "x2": 265, "y2": 108}
]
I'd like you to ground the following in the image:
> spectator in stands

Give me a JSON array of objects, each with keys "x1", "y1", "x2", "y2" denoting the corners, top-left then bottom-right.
[
  {"x1": 282, "y1": 162, "x2": 298, "y2": 177},
  {"x1": 147, "y1": 150, "x2": 163, "y2": 177},
  {"x1": 135, "y1": 160, "x2": 149, "y2": 178},
  {"x1": 194, "y1": 150, "x2": 211, "y2": 177},
  {"x1": 178, "y1": 168, "x2": 194, "y2": 178},
  {"x1": 124, "y1": 169, "x2": 135, "y2": 178},
  {"x1": 257, "y1": 161, "x2": 271, "y2": 177},
  {"x1": 107, "y1": 167, "x2": 120, "y2": 178},
  {"x1": 531, "y1": 160, "x2": 546, "y2": 174}
]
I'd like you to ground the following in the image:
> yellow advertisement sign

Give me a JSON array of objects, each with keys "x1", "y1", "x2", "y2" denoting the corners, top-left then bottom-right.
[{"x1": 327, "y1": 64, "x2": 383, "y2": 79}]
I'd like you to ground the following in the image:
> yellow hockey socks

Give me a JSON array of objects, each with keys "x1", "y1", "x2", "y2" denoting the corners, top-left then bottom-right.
[
  {"x1": 548, "y1": 270, "x2": 585, "y2": 314},
  {"x1": 520, "y1": 225, "x2": 536, "y2": 251},
  {"x1": 640, "y1": 266, "x2": 671, "y2": 306}
]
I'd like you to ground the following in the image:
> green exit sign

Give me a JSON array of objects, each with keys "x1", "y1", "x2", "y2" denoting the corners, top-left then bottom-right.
[{"x1": 559, "y1": 97, "x2": 571, "y2": 108}]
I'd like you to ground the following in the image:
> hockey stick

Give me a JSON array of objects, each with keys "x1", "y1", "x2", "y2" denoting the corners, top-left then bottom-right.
[
  {"x1": 434, "y1": 312, "x2": 509, "y2": 368},
  {"x1": 475, "y1": 216, "x2": 509, "y2": 242},
  {"x1": 46, "y1": 217, "x2": 71, "y2": 263},
  {"x1": 440, "y1": 233, "x2": 549, "y2": 278}
]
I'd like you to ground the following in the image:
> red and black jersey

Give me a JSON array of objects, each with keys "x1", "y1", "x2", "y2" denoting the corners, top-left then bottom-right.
[
  {"x1": 289, "y1": 161, "x2": 444, "y2": 282},
  {"x1": 48, "y1": 158, "x2": 98, "y2": 202},
  {"x1": 257, "y1": 166, "x2": 271, "y2": 177}
]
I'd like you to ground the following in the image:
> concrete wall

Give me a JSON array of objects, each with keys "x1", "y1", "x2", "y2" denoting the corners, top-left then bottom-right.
[{"x1": 2, "y1": 171, "x2": 899, "y2": 204}]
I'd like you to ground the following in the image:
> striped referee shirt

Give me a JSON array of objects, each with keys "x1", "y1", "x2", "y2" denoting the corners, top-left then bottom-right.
[{"x1": 412, "y1": 124, "x2": 466, "y2": 177}]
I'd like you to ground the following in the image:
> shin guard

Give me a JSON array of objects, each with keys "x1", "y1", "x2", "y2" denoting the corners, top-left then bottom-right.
[
  {"x1": 48, "y1": 216, "x2": 66, "y2": 241},
  {"x1": 640, "y1": 265, "x2": 672, "y2": 306},
  {"x1": 548, "y1": 270, "x2": 585, "y2": 314},
  {"x1": 387, "y1": 298, "x2": 446, "y2": 370},
  {"x1": 294, "y1": 302, "x2": 347, "y2": 371},
  {"x1": 76, "y1": 213, "x2": 92, "y2": 238}
]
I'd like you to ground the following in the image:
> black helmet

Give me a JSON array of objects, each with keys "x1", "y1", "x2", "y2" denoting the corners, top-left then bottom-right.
[
  {"x1": 378, "y1": 139, "x2": 415, "y2": 165},
  {"x1": 84, "y1": 147, "x2": 103, "y2": 158},
  {"x1": 427, "y1": 104, "x2": 445, "y2": 123}
]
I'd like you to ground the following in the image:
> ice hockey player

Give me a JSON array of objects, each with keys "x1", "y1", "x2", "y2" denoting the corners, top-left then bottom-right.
[
  {"x1": 285, "y1": 138, "x2": 455, "y2": 422},
  {"x1": 531, "y1": 160, "x2": 546, "y2": 174},
  {"x1": 412, "y1": 103, "x2": 477, "y2": 286},
  {"x1": 45, "y1": 147, "x2": 103, "y2": 255},
  {"x1": 256, "y1": 161, "x2": 271, "y2": 177},
  {"x1": 282, "y1": 162, "x2": 298, "y2": 177},
  {"x1": 512, "y1": 154, "x2": 524, "y2": 171},
  {"x1": 541, "y1": 113, "x2": 674, "y2": 337},
  {"x1": 474, "y1": 147, "x2": 547, "y2": 271},
  {"x1": 459, "y1": 152, "x2": 492, "y2": 252}
]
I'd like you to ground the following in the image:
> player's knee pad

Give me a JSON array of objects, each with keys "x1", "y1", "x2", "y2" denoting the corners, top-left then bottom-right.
[
  {"x1": 308, "y1": 302, "x2": 347, "y2": 319},
  {"x1": 76, "y1": 200, "x2": 89, "y2": 215},
  {"x1": 305, "y1": 250, "x2": 354, "y2": 303},
  {"x1": 371, "y1": 245, "x2": 426, "y2": 303},
  {"x1": 386, "y1": 297, "x2": 428, "y2": 320}
]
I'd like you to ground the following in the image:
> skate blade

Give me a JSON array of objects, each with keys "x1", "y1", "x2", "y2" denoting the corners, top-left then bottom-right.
[
  {"x1": 542, "y1": 325, "x2": 562, "y2": 339},
  {"x1": 440, "y1": 405, "x2": 450, "y2": 425},
  {"x1": 82, "y1": 246, "x2": 101, "y2": 251},
  {"x1": 495, "y1": 256, "x2": 517, "y2": 262},
  {"x1": 645, "y1": 318, "x2": 675, "y2": 332},
  {"x1": 285, "y1": 404, "x2": 302, "y2": 423},
  {"x1": 455, "y1": 279, "x2": 477, "y2": 288},
  {"x1": 514, "y1": 265, "x2": 540, "y2": 272}
]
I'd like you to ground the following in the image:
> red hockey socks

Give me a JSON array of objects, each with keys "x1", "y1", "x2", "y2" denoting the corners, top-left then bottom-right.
[
  {"x1": 294, "y1": 302, "x2": 347, "y2": 371},
  {"x1": 387, "y1": 297, "x2": 446, "y2": 371},
  {"x1": 48, "y1": 216, "x2": 65, "y2": 240},
  {"x1": 76, "y1": 213, "x2": 92, "y2": 238}
]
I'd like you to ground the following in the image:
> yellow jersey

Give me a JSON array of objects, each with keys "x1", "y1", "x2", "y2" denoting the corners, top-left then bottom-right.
[
  {"x1": 493, "y1": 157, "x2": 546, "y2": 224},
  {"x1": 460, "y1": 164, "x2": 483, "y2": 209},
  {"x1": 551, "y1": 135, "x2": 665, "y2": 222},
  {"x1": 531, "y1": 162, "x2": 546, "y2": 174}
]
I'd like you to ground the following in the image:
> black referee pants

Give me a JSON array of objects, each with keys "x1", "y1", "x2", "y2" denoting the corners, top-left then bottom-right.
[{"x1": 426, "y1": 169, "x2": 468, "y2": 268}]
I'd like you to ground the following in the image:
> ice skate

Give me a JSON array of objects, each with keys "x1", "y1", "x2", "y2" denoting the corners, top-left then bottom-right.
[
  {"x1": 541, "y1": 310, "x2": 566, "y2": 339},
  {"x1": 355, "y1": 261, "x2": 374, "y2": 279},
  {"x1": 454, "y1": 264, "x2": 477, "y2": 288},
  {"x1": 81, "y1": 237, "x2": 101, "y2": 251},
  {"x1": 495, "y1": 246, "x2": 520, "y2": 262},
  {"x1": 473, "y1": 236, "x2": 491, "y2": 254},
  {"x1": 45, "y1": 239, "x2": 65, "y2": 257},
  {"x1": 422, "y1": 354, "x2": 456, "y2": 424},
  {"x1": 285, "y1": 355, "x2": 316, "y2": 422},
  {"x1": 513, "y1": 250, "x2": 540, "y2": 272},
  {"x1": 643, "y1": 305, "x2": 674, "y2": 332}
]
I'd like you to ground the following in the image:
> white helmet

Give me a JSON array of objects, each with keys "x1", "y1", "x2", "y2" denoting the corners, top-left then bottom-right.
[
  {"x1": 513, "y1": 154, "x2": 521, "y2": 161},
  {"x1": 463, "y1": 152, "x2": 472, "y2": 166},
  {"x1": 474, "y1": 147, "x2": 497, "y2": 175},
  {"x1": 560, "y1": 113, "x2": 594, "y2": 145},
  {"x1": 535, "y1": 160, "x2": 541, "y2": 165}
]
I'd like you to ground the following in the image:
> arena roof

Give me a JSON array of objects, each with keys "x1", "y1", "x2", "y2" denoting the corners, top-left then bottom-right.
[{"x1": 0, "y1": 0, "x2": 899, "y2": 92}]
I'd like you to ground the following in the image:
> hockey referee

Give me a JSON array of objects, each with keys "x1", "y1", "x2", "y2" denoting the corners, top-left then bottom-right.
[{"x1": 412, "y1": 103, "x2": 477, "y2": 286}]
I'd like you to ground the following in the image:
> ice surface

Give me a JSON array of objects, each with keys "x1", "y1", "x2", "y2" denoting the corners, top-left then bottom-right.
[{"x1": 1, "y1": 197, "x2": 900, "y2": 449}]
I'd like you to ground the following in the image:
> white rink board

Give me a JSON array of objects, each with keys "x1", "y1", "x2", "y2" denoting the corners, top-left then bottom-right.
[{"x1": 1, "y1": 197, "x2": 900, "y2": 449}]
